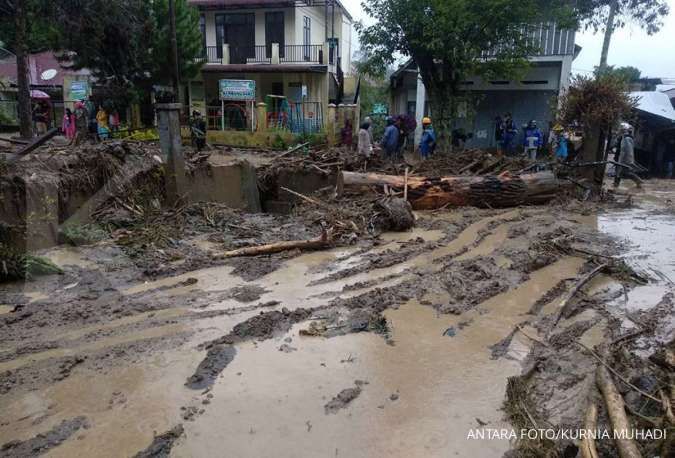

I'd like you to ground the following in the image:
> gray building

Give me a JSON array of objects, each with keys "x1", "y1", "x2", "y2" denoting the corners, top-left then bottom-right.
[{"x1": 389, "y1": 22, "x2": 578, "y2": 148}]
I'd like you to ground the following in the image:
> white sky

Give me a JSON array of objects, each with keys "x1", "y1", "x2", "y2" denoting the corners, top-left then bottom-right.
[{"x1": 341, "y1": 0, "x2": 675, "y2": 80}]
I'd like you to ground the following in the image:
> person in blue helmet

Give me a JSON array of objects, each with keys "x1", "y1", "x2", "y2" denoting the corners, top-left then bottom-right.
[
  {"x1": 381, "y1": 116, "x2": 400, "y2": 160},
  {"x1": 523, "y1": 120, "x2": 543, "y2": 160}
]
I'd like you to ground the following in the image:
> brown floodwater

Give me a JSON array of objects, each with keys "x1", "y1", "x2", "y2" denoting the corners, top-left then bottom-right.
[{"x1": 3, "y1": 182, "x2": 674, "y2": 457}]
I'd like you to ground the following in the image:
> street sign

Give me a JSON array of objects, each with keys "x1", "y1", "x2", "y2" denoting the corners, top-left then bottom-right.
[
  {"x1": 372, "y1": 103, "x2": 388, "y2": 115},
  {"x1": 219, "y1": 79, "x2": 256, "y2": 101},
  {"x1": 70, "y1": 80, "x2": 89, "y2": 100}
]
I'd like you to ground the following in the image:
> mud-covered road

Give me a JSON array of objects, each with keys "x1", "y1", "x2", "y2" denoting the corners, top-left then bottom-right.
[{"x1": 1, "y1": 181, "x2": 674, "y2": 457}]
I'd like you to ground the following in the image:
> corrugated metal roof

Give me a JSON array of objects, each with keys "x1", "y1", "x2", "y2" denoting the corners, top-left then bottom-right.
[{"x1": 631, "y1": 91, "x2": 675, "y2": 122}]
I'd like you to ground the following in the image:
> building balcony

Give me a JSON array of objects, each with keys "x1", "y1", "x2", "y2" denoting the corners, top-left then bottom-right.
[{"x1": 201, "y1": 43, "x2": 326, "y2": 66}]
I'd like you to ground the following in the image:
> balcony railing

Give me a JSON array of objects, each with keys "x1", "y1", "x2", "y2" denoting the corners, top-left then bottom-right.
[
  {"x1": 205, "y1": 46, "x2": 220, "y2": 63},
  {"x1": 280, "y1": 45, "x2": 324, "y2": 64},
  {"x1": 202, "y1": 44, "x2": 325, "y2": 65}
]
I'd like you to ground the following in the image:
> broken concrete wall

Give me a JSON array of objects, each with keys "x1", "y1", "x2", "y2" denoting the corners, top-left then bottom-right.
[{"x1": 187, "y1": 159, "x2": 261, "y2": 212}]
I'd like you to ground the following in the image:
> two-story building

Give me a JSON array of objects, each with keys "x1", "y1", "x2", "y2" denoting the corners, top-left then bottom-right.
[
  {"x1": 389, "y1": 23, "x2": 579, "y2": 148},
  {"x1": 187, "y1": 0, "x2": 354, "y2": 133}
]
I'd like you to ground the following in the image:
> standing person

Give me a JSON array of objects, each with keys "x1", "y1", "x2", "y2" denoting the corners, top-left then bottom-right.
[
  {"x1": 419, "y1": 117, "x2": 437, "y2": 160},
  {"x1": 499, "y1": 113, "x2": 517, "y2": 155},
  {"x1": 613, "y1": 126, "x2": 643, "y2": 188},
  {"x1": 523, "y1": 120, "x2": 543, "y2": 161},
  {"x1": 96, "y1": 106, "x2": 110, "y2": 140},
  {"x1": 73, "y1": 102, "x2": 88, "y2": 146},
  {"x1": 340, "y1": 118, "x2": 354, "y2": 149},
  {"x1": 32, "y1": 102, "x2": 48, "y2": 135},
  {"x1": 62, "y1": 108, "x2": 76, "y2": 142},
  {"x1": 84, "y1": 97, "x2": 97, "y2": 141},
  {"x1": 664, "y1": 138, "x2": 674, "y2": 179},
  {"x1": 357, "y1": 120, "x2": 374, "y2": 158},
  {"x1": 191, "y1": 111, "x2": 207, "y2": 152},
  {"x1": 109, "y1": 109, "x2": 120, "y2": 134},
  {"x1": 381, "y1": 116, "x2": 400, "y2": 161},
  {"x1": 363, "y1": 116, "x2": 374, "y2": 143},
  {"x1": 555, "y1": 129, "x2": 569, "y2": 162}
]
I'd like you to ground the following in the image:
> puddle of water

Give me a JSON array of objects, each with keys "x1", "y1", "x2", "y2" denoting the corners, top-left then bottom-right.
[
  {"x1": 0, "y1": 352, "x2": 199, "y2": 457},
  {"x1": 174, "y1": 256, "x2": 584, "y2": 458},
  {"x1": 379, "y1": 228, "x2": 445, "y2": 244},
  {"x1": 41, "y1": 246, "x2": 96, "y2": 269},
  {"x1": 0, "y1": 304, "x2": 14, "y2": 315},
  {"x1": 582, "y1": 204, "x2": 675, "y2": 313}
]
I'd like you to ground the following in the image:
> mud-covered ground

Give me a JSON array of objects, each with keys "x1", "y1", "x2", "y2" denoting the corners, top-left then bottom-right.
[{"x1": 1, "y1": 179, "x2": 674, "y2": 457}]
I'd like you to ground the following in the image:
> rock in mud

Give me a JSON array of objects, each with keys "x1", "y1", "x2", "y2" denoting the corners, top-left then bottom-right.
[
  {"x1": 373, "y1": 197, "x2": 415, "y2": 232},
  {"x1": 185, "y1": 345, "x2": 237, "y2": 390},
  {"x1": 221, "y1": 308, "x2": 313, "y2": 343},
  {"x1": 224, "y1": 285, "x2": 268, "y2": 303},
  {"x1": 132, "y1": 425, "x2": 184, "y2": 458},
  {"x1": 0, "y1": 416, "x2": 88, "y2": 458},
  {"x1": 324, "y1": 384, "x2": 362, "y2": 415}
]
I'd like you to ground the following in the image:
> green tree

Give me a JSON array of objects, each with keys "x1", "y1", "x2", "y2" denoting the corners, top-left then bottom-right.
[
  {"x1": 149, "y1": 0, "x2": 204, "y2": 85},
  {"x1": 593, "y1": 65, "x2": 641, "y2": 84},
  {"x1": 575, "y1": 0, "x2": 669, "y2": 69},
  {"x1": 353, "y1": 50, "x2": 390, "y2": 118},
  {"x1": 0, "y1": 0, "x2": 60, "y2": 138},
  {"x1": 57, "y1": 0, "x2": 203, "y2": 99},
  {"x1": 358, "y1": 0, "x2": 571, "y2": 146}
]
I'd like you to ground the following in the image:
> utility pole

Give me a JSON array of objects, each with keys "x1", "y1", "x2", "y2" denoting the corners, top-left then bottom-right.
[{"x1": 168, "y1": 0, "x2": 180, "y2": 102}]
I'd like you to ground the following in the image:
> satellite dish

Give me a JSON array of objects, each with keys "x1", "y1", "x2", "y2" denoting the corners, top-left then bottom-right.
[{"x1": 41, "y1": 69, "x2": 58, "y2": 81}]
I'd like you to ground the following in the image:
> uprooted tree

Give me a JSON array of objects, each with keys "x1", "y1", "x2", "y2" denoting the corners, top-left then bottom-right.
[
  {"x1": 357, "y1": 0, "x2": 574, "y2": 148},
  {"x1": 557, "y1": 74, "x2": 636, "y2": 186}
]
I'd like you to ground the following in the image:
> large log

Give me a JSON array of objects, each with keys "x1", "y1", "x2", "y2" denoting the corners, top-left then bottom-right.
[{"x1": 341, "y1": 171, "x2": 566, "y2": 210}]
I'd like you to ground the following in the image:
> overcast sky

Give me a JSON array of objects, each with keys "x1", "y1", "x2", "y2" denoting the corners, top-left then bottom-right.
[{"x1": 342, "y1": 0, "x2": 675, "y2": 80}]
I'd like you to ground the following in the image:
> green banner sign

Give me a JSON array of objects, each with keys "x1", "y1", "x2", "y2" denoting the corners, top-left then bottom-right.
[
  {"x1": 70, "y1": 80, "x2": 89, "y2": 100},
  {"x1": 219, "y1": 79, "x2": 256, "y2": 101}
]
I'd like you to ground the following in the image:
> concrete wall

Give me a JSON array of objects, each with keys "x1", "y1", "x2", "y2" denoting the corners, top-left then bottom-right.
[{"x1": 188, "y1": 159, "x2": 261, "y2": 212}]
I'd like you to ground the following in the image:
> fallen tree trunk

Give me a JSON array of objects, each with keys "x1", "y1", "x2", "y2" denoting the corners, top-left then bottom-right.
[
  {"x1": 580, "y1": 400, "x2": 600, "y2": 458},
  {"x1": 341, "y1": 171, "x2": 566, "y2": 210},
  {"x1": 217, "y1": 230, "x2": 331, "y2": 258},
  {"x1": 596, "y1": 365, "x2": 643, "y2": 458}
]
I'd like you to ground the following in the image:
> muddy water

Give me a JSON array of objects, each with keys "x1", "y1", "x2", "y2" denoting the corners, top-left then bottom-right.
[{"x1": 173, "y1": 257, "x2": 584, "y2": 458}]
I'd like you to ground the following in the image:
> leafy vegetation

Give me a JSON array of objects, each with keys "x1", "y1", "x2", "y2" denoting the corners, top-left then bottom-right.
[{"x1": 357, "y1": 0, "x2": 574, "y2": 144}]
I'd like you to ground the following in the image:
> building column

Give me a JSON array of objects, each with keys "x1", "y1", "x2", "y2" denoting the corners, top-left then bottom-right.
[
  {"x1": 414, "y1": 73, "x2": 426, "y2": 144},
  {"x1": 256, "y1": 102, "x2": 267, "y2": 132},
  {"x1": 558, "y1": 56, "x2": 573, "y2": 98}
]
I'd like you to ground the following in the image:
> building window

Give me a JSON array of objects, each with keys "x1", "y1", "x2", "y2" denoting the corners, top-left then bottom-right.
[
  {"x1": 303, "y1": 16, "x2": 311, "y2": 60},
  {"x1": 199, "y1": 15, "x2": 206, "y2": 54}
]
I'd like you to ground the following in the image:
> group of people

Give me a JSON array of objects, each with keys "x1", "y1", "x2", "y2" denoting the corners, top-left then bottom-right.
[
  {"x1": 496, "y1": 113, "x2": 572, "y2": 162},
  {"x1": 62, "y1": 99, "x2": 120, "y2": 145},
  {"x1": 356, "y1": 115, "x2": 437, "y2": 161}
]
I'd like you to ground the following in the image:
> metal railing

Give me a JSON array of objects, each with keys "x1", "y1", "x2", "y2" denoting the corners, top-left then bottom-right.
[
  {"x1": 204, "y1": 46, "x2": 220, "y2": 63},
  {"x1": 230, "y1": 45, "x2": 270, "y2": 64},
  {"x1": 280, "y1": 45, "x2": 324, "y2": 64},
  {"x1": 481, "y1": 22, "x2": 576, "y2": 58}
]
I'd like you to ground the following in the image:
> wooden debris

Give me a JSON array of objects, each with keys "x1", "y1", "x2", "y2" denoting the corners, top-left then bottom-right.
[
  {"x1": 217, "y1": 230, "x2": 331, "y2": 258},
  {"x1": 17, "y1": 128, "x2": 59, "y2": 155},
  {"x1": 596, "y1": 365, "x2": 643, "y2": 458},
  {"x1": 341, "y1": 170, "x2": 568, "y2": 210}
]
